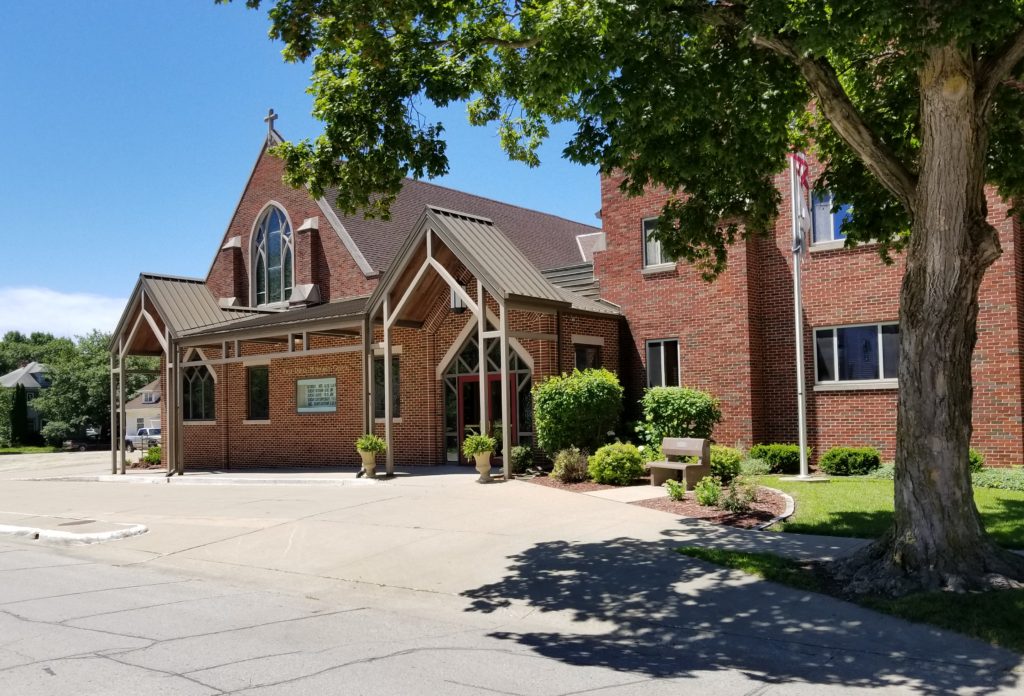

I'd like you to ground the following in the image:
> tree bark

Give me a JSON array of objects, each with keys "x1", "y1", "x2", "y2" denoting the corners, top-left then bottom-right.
[{"x1": 833, "y1": 44, "x2": 1024, "y2": 595}]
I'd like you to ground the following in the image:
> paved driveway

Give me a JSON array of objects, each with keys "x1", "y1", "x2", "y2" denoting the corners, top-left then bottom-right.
[{"x1": 0, "y1": 452, "x2": 1020, "y2": 694}]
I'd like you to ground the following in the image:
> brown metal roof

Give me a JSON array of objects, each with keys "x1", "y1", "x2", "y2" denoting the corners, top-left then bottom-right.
[
  {"x1": 139, "y1": 274, "x2": 258, "y2": 335},
  {"x1": 542, "y1": 263, "x2": 601, "y2": 300},
  {"x1": 181, "y1": 296, "x2": 368, "y2": 339},
  {"x1": 324, "y1": 178, "x2": 597, "y2": 274}
]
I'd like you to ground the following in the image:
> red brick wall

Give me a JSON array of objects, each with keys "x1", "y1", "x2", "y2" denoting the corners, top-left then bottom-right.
[
  {"x1": 206, "y1": 146, "x2": 375, "y2": 303},
  {"x1": 596, "y1": 164, "x2": 1024, "y2": 467}
]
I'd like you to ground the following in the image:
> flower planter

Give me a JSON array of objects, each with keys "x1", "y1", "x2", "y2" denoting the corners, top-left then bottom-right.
[
  {"x1": 473, "y1": 451, "x2": 492, "y2": 483},
  {"x1": 359, "y1": 450, "x2": 377, "y2": 478}
]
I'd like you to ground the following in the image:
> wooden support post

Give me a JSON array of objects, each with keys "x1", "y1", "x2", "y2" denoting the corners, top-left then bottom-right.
[
  {"x1": 165, "y1": 345, "x2": 174, "y2": 477},
  {"x1": 109, "y1": 354, "x2": 117, "y2": 474},
  {"x1": 477, "y1": 281, "x2": 488, "y2": 437},
  {"x1": 118, "y1": 352, "x2": 127, "y2": 475},
  {"x1": 176, "y1": 345, "x2": 185, "y2": 476},
  {"x1": 362, "y1": 316, "x2": 372, "y2": 434},
  {"x1": 383, "y1": 298, "x2": 394, "y2": 475},
  {"x1": 499, "y1": 299, "x2": 511, "y2": 480}
]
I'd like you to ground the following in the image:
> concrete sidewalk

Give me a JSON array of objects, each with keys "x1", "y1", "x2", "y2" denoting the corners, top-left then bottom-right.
[
  {"x1": 0, "y1": 451, "x2": 1019, "y2": 694},
  {"x1": 0, "y1": 511, "x2": 147, "y2": 545}
]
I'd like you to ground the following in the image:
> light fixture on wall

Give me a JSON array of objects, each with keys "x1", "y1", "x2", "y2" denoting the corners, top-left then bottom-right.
[{"x1": 451, "y1": 282, "x2": 467, "y2": 314}]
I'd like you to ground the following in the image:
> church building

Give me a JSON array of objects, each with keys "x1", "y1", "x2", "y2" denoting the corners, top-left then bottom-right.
[{"x1": 110, "y1": 115, "x2": 1024, "y2": 473}]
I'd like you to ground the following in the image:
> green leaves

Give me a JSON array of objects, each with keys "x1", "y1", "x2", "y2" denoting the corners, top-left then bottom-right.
[
  {"x1": 230, "y1": 0, "x2": 1024, "y2": 274},
  {"x1": 532, "y1": 368, "x2": 623, "y2": 455}
]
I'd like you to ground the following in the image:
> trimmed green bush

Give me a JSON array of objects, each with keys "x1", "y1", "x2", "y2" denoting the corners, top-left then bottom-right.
[
  {"x1": 866, "y1": 463, "x2": 895, "y2": 479},
  {"x1": 740, "y1": 458, "x2": 772, "y2": 476},
  {"x1": 638, "y1": 387, "x2": 722, "y2": 445},
  {"x1": 748, "y1": 444, "x2": 808, "y2": 475},
  {"x1": 143, "y1": 445, "x2": 162, "y2": 466},
  {"x1": 972, "y1": 467, "x2": 1024, "y2": 492},
  {"x1": 694, "y1": 476, "x2": 722, "y2": 506},
  {"x1": 550, "y1": 447, "x2": 590, "y2": 483},
  {"x1": 819, "y1": 446, "x2": 882, "y2": 476},
  {"x1": 664, "y1": 479, "x2": 686, "y2": 501},
  {"x1": 588, "y1": 443, "x2": 645, "y2": 486},
  {"x1": 533, "y1": 369, "x2": 623, "y2": 455},
  {"x1": 969, "y1": 448, "x2": 986, "y2": 473},
  {"x1": 509, "y1": 445, "x2": 533, "y2": 474},
  {"x1": 710, "y1": 445, "x2": 743, "y2": 483}
]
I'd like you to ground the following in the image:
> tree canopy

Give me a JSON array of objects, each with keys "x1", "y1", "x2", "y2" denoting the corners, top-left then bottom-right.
[{"x1": 236, "y1": 0, "x2": 1024, "y2": 274}]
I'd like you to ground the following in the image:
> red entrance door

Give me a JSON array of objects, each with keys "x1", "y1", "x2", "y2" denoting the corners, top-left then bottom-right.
[{"x1": 456, "y1": 374, "x2": 517, "y2": 464}]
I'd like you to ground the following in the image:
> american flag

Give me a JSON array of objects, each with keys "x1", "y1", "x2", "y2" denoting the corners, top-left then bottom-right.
[{"x1": 788, "y1": 152, "x2": 812, "y2": 257}]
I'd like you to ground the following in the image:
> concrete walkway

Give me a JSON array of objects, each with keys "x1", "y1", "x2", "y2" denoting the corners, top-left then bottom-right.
[{"x1": 0, "y1": 451, "x2": 1019, "y2": 694}]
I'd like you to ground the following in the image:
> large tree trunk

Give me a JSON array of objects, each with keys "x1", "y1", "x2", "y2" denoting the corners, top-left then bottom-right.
[{"x1": 833, "y1": 44, "x2": 1024, "y2": 595}]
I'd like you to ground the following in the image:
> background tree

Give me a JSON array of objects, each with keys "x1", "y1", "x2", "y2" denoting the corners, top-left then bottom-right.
[
  {"x1": 231, "y1": 0, "x2": 1024, "y2": 593},
  {"x1": 0, "y1": 331, "x2": 74, "y2": 376},
  {"x1": 9, "y1": 384, "x2": 29, "y2": 446},
  {"x1": 33, "y1": 331, "x2": 155, "y2": 445}
]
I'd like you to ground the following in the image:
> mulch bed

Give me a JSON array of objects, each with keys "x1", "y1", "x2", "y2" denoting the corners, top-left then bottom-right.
[
  {"x1": 633, "y1": 487, "x2": 787, "y2": 529},
  {"x1": 525, "y1": 475, "x2": 617, "y2": 493}
]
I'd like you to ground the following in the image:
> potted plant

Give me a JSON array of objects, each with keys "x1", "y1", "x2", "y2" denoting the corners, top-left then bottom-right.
[
  {"x1": 462, "y1": 431, "x2": 497, "y2": 483},
  {"x1": 355, "y1": 434, "x2": 387, "y2": 478}
]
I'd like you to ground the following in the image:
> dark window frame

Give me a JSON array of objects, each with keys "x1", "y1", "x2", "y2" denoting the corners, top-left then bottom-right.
[{"x1": 247, "y1": 365, "x2": 270, "y2": 420}]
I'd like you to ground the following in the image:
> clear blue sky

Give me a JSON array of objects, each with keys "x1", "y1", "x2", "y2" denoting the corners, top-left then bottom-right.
[{"x1": 0, "y1": 1, "x2": 599, "y2": 337}]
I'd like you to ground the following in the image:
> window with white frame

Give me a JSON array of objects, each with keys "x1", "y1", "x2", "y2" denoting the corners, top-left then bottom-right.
[
  {"x1": 646, "y1": 339, "x2": 680, "y2": 387},
  {"x1": 811, "y1": 192, "x2": 852, "y2": 244},
  {"x1": 642, "y1": 218, "x2": 675, "y2": 268},
  {"x1": 252, "y1": 205, "x2": 294, "y2": 305},
  {"x1": 815, "y1": 323, "x2": 899, "y2": 384}
]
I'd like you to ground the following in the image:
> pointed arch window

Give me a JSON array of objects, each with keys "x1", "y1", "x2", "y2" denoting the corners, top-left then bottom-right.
[
  {"x1": 253, "y1": 206, "x2": 294, "y2": 305},
  {"x1": 183, "y1": 363, "x2": 215, "y2": 421}
]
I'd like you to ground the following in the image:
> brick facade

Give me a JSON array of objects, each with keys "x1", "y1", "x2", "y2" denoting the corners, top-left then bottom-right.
[{"x1": 596, "y1": 164, "x2": 1024, "y2": 467}]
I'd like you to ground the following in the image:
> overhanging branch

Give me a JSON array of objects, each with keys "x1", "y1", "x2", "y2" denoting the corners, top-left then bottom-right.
[{"x1": 977, "y1": 23, "x2": 1024, "y2": 111}]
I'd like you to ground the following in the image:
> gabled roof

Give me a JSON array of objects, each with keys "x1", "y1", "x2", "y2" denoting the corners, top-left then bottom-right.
[
  {"x1": 323, "y1": 178, "x2": 598, "y2": 274},
  {"x1": 0, "y1": 362, "x2": 48, "y2": 390},
  {"x1": 125, "y1": 379, "x2": 160, "y2": 410}
]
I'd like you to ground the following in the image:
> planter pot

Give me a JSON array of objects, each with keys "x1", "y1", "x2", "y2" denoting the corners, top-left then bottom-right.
[
  {"x1": 473, "y1": 452, "x2": 492, "y2": 483},
  {"x1": 359, "y1": 450, "x2": 377, "y2": 478}
]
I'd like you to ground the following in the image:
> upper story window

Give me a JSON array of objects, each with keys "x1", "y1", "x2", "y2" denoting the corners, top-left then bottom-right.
[
  {"x1": 811, "y1": 192, "x2": 852, "y2": 245},
  {"x1": 253, "y1": 206, "x2": 294, "y2": 306},
  {"x1": 142, "y1": 391, "x2": 157, "y2": 404},
  {"x1": 646, "y1": 339, "x2": 680, "y2": 388},
  {"x1": 643, "y1": 218, "x2": 676, "y2": 269}
]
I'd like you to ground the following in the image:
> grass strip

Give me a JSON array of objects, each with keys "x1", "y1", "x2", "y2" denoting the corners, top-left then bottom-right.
[{"x1": 678, "y1": 546, "x2": 1024, "y2": 654}]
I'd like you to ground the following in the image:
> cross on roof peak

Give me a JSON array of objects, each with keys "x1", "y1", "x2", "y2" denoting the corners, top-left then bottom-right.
[{"x1": 264, "y1": 108, "x2": 278, "y2": 139}]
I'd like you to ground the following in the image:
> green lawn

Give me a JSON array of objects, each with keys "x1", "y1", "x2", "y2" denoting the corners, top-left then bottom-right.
[
  {"x1": 678, "y1": 546, "x2": 1024, "y2": 653},
  {"x1": 0, "y1": 446, "x2": 57, "y2": 455},
  {"x1": 756, "y1": 475, "x2": 1024, "y2": 549}
]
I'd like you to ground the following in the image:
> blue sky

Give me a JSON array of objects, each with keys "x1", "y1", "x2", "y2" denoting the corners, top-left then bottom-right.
[{"x1": 0, "y1": 1, "x2": 599, "y2": 338}]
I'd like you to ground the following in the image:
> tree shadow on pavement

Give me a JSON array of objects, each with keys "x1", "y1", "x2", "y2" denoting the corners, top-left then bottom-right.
[{"x1": 461, "y1": 527, "x2": 1022, "y2": 694}]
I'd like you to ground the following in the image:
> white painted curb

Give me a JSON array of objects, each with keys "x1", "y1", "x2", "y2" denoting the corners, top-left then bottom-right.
[
  {"x1": 0, "y1": 522, "x2": 148, "y2": 545},
  {"x1": 753, "y1": 486, "x2": 795, "y2": 531}
]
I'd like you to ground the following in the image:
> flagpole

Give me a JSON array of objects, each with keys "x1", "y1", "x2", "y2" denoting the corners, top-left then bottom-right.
[{"x1": 790, "y1": 156, "x2": 811, "y2": 479}]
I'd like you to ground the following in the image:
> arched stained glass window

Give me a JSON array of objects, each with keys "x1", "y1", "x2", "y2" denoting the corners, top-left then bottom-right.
[{"x1": 253, "y1": 206, "x2": 293, "y2": 305}]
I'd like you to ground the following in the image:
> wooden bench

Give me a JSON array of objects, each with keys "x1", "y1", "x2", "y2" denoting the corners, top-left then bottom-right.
[{"x1": 645, "y1": 437, "x2": 711, "y2": 489}]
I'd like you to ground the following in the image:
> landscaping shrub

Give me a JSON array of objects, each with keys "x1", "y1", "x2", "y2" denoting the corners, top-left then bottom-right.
[
  {"x1": 740, "y1": 458, "x2": 772, "y2": 477},
  {"x1": 509, "y1": 445, "x2": 533, "y2": 474},
  {"x1": 972, "y1": 467, "x2": 1024, "y2": 492},
  {"x1": 970, "y1": 448, "x2": 986, "y2": 473},
  {"x1": 550, "y1": 447, "x2": 590, "y2": 483},
  {"x1": 748, "y1": 444, "x2": 808, "y2": 475},
  {"x1": 533, "y1": 369, "x2": 623, "y2": 455},
  {"x1": 819, "y1": 446, "x2": 882, "y2": 476},
  {"x1": 664, "y1": 479, "x2": 686, "y2": 501},
  {"x1": 721, "y1": 478, "x2": 758, "y2": 513},
  {"x1": 867, "y1": 463, "x2": 895, "y2": 480},
  {"x1": 638, "y1": 387, "x2": 722, "y2": 445},
  {"x1": 710, "y1": 445, "x2": 743, "y2": 483},
  {"x1": 694, "y1": 476, "x2": 722, "y2": 506},
  {"x1": 143, "y1": 445, "x2": 162, "y2": 466},
  {"x1": 588, "y1": 443, "x2": 645, "y2": 486},
  {"x1": 637, "y1": 442, "x2": 663, "y2": 463}
]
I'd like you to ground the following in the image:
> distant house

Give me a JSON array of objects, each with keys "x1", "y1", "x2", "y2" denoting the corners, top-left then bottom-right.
[
  {"x1": 124, "y1": 379, "x2": 160, "y2": 437},
  {"x1": 0, "y1": 362, "x2": 49, "y2": 435}
]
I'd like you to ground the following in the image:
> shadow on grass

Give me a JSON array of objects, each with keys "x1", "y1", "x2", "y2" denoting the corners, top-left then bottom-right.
[{"x1": 461, "y1": 527, "x2": 1021, "y2": 694}]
